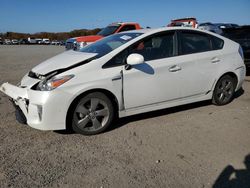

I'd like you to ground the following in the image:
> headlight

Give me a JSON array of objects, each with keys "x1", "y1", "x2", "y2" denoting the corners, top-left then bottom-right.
[
  {"x1": 37, "y1": 75, "x2": 74, "y2": 91},
  {"x1": 76, "y1": 41, "x2": 87, "y2": 51}
]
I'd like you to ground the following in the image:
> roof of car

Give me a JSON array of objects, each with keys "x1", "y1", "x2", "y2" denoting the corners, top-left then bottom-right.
[
  {"x1": 122, "y1": 27, "x2": 205, "y2": 34},
  {"x1": 119, "y1": 27, "x2": 227, "y2": 41}
]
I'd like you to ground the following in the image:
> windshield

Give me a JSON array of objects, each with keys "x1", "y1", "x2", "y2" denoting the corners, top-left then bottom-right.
[
  {"x1": 80, "y1": 32, "x2": 142, "y2": 58},
  {"x1": 97, "y1": 25, "x2": 120, "y2": 36}
]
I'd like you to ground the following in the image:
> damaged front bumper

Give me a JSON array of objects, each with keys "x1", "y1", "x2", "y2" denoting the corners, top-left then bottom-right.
[
  {"x1": 0, "y1": 83, "x2": 70, "y2": 130},
  {"x1": 1, "y1": 83, "x2": 30, "y2": 119}
]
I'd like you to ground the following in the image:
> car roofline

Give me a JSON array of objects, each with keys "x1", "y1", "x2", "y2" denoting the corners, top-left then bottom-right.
[{"x1": 120, "y1": 26, "x2": 211, "y2": 35}]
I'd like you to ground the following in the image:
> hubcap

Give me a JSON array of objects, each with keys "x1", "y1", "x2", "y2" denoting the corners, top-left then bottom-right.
[
  {"x1": 216, "y1": 79, "x2": 234, "y2": 103},
  {"x1": 74, "y1": 98, "x2": 109, "y2": 132}
]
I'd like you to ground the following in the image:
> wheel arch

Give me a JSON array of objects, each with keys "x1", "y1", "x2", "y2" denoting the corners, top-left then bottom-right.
[
  {"x1": 65, "y1": 88, "x2": 119, "y2": 131},
  {"x1": 213, "y1": 71, "x2": 238, "y2": 91},
  {"x1": 212, "y1": 71, "x2": 239, "y2": 105}
]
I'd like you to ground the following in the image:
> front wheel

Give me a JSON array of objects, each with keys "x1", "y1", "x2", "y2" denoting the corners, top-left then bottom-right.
[
  {"x1": 212, "y1": 75, "x2": 237, "y2": 105},
  {"x1": 72, "y1": 92, "x2": 114, "y2": 135}
]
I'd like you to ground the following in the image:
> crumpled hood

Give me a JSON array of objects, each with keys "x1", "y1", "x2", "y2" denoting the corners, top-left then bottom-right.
[
  {"x1": 76, "y1": 35, "x2": 103, "y2": 43},
  {"x1": 32, "y1": 50, "x2": 97, "y2": 75}
]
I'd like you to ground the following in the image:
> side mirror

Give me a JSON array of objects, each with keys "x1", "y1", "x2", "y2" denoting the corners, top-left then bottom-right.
[{"x1": 126, "y1": 53, "x2": 144, "y2": 66}]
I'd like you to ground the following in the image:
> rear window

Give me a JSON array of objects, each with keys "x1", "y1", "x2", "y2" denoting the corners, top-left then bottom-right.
[{"x1": 211, "y1": 36, "x2": 224, "y2": 50}]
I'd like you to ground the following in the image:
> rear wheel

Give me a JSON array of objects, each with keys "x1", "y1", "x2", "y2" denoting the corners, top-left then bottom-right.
[
  {"x1": 212, "y1": 75, "x2": 237, "y2": 105},
  {"x1": 72, "y1": 92, "x2": 114, "y2": 135}
]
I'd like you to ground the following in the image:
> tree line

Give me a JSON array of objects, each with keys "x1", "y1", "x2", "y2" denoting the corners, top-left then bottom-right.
[{"x1": 0, "y1": 28, "x2": 101, "y2": 41}]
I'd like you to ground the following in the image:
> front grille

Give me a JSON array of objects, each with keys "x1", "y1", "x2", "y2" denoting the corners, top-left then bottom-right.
[{"x1": 65, "y1": 42, "x2": 76, "y2": 50}]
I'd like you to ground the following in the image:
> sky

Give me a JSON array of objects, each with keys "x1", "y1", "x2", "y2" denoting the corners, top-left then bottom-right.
[{"x1": 0, "y1": 0, "x2": 250, "y2": 33}]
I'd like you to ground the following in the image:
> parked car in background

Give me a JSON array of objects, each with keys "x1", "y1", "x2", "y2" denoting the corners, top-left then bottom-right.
[
  {"x1": 0, "y1": 27, "x2": 245, "y2": 135},
  {"x1": 40, "y1": 38, "x2": 50, "y2": 45},
  {"x1": 36, "y1": 38, "x2": 43, "y2": 44},
  {"x1": 167, "y1": 17, "x2": 198, "y2": 28},
  {"x1": 28, "y1": 37, "x2": 37, "y2": 44},
  {"x1": 51, "y1": 40, "x2": 60, "y2": 45},
  {"x1": 0, "y1": 38, "x2": 3, "y2": 44},
  {"x1": 216, "y1": 23, "x2": 239, "y2": 29},
  {"x1": 11, "y1": 39, "x2": 19, "y2": 45},
  {"x1": 4, "y1": 39, "x2": 11, "y2": 44},
  {"x1": 59, "y1": 40, "x2": 65, "y2": 46},
  {"x1": 65, "y1": 22, "x2": 142, "y2": 51},
  {"x1": 65, "y1": 38, "x2": 76, "y2": 50},
  {"x1": 19, "y1": 39, "x2": 29, "y2": 44},
  {"x1": 198, "y1": 22, "x2": 223, "y2": 35},
  {"x1": 222, "y1": 26, "x2": 250, "y2": 68}
]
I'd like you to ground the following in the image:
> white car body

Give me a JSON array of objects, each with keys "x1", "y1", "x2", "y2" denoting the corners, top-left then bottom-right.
[
  {"x1": 35, "y1": 38, "x2": 43, "y2": 44},
  {"x1": 51, "y1": 40, "x2": 60, "y2": 45},
  {"x1": 11, "y1": 39, "x2": 19, "y2": 44},
  {"x1": 0, "y1": 27, "x2": 246, "y2": 131},
  {"x1": 4, "y1": 39, "x2": 11, "y2": 44},
  {"x1": 42, "y1": 38, "x2": 50, "y2": 44},
  {"x1": 27, "y1": 37, "x2": 37, "y2": 44}
]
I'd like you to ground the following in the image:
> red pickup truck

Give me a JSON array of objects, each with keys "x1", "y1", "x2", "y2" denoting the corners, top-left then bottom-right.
[{"x1": 66, "y1": 22, "x2": 141, "y2": 50}]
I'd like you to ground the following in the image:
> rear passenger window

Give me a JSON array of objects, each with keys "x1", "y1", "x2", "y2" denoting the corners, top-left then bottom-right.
[
  {"x1": 180, "y1": 32, "x2": 212, "y2": 55},
  {"x1": 211, "y1": 36, "x2": 224, "y2": 50}
]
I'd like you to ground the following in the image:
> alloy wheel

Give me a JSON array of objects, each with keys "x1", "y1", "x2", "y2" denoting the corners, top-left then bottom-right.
[
  {"x1": 213, "y1": 75, "x2": 236, "y2": 105},
  {"x1": 216, "y1": 79, "x2": 234, "y2": 103},
  {"x1": 74, "y1": 97, "x2": 110, "y2": 133}
]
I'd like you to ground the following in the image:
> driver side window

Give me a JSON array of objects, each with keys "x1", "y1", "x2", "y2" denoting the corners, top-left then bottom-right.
[{"x1": 102, "y1": 31, "x2": 175, "y2": 68}]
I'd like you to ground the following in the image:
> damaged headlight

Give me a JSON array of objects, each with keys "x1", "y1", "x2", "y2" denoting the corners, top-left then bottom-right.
[{"x1": 37, "y1": 75, "x2": 74, "y2": 91}]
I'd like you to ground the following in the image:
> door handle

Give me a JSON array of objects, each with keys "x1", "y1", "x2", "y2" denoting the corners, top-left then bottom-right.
[
  {"x1": 111, "y1": 75, "x2": 122, "y2": 81},
  {"x1": 169, "y1": 65, "x2": 181, "y2": 72},
  {"x1": 211, "y1": 57, "x2": 220, "y2": 63}
]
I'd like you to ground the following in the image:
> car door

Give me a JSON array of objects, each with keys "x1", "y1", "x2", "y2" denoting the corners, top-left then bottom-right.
[
  {"x1": 174, "y1": 30, "x2": 222, "y2": 99},
  {"x1": 122, "y1": 31, "x2": 186, "y2": 109}
]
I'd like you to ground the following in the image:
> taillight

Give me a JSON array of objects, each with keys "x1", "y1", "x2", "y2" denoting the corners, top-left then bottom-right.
[{"x1": 238, "y1": 46, "x2": 244, "y2": 60}]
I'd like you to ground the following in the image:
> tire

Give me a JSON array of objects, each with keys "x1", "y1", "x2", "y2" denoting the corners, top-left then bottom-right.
[
  {"x1": 71, "y1": 92, "x2": 114, "y2": 135},
  {"x1": 212, "y1": 75, "x2": 237, "y2": 105}
]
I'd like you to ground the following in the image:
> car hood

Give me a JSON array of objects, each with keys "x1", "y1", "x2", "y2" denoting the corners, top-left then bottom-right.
[
  {"x1": 31, "y1": 50, "x2": 97, "y2": 75},
  {"x1": 76, "y1": 35, "x2": 103, "y2": 43}
]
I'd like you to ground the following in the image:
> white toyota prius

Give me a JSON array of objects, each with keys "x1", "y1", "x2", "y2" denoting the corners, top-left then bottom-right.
[{"x1": 0, "y1": 27, "x2": 246, "y2": 135}]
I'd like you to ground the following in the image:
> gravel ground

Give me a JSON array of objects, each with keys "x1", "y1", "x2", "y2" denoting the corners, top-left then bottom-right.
[{"x1": 0, "y1": 45, "x2": 250, "y2": 188}]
